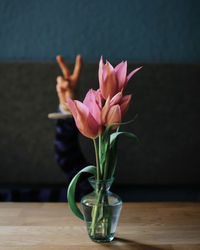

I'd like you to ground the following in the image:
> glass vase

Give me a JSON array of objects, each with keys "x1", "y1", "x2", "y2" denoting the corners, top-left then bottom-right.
[{"x1": 80, "y1": 176, "x2": 122, "y2": 242}]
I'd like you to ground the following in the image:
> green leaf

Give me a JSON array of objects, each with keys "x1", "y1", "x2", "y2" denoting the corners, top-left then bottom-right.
[
  {"x1": 99, "y1": 140, "x2": 109, "y2": 166},
  {"x1": 110, "y1": 131, "x2": 140, "y2": 145},
  {"x1": 107, "y1": 139, "x2": 118, "y2": 178},
  {"x1": 108, "y1": 131, "x2": 139, "y2": 178},
  {"x1": 104, "y1": 115, "x2": 138, "y2": 136},
  {"x1": 67, "y1": 165, "x2": 96, "y2": 220}
]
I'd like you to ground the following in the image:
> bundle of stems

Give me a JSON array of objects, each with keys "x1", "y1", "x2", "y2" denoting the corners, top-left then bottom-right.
[{"x1": 90, "y1": 121, "x2": 138, "y2": 237}]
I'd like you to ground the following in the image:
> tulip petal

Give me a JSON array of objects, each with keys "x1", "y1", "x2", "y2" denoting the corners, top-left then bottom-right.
[
  {"x1": 115, "y1": 61, "x2": 127, "y2": 90},
  {"x1": 96, "y1": 88, "x2": 103, "y2": 108},
  {"x1": 114, "y1": 61, "x2": 124, "y2": 72},
  {"x1": 125, "y1": 66, "x2": 143, "y2": 88},
  {"x1": 83, "y1": 89, "x2": 102, "y2": 126},
  {"x1": 106, "y1": 60, "x2": 114, "y2": 71},
  {"x1": 120, "y1": 95, "x2": 132, "y2": 117},
  {"x1": 74, "y1": 100, "x2": 100, "y2": 138},
  {"x1": 87, "y1": 112, "x2": 102, "y2": 138},
  {"x1": 110, "y1": 92, "x2": 122, "y2": 106},
  {"x1": 98, "y1": 56, "x2": 104, "y2": 88},
  {"x1": 74, "y1": 100, "x2": 89, "y2": 129},
  {"x1": 99, "y1": 57, "x2": 112, "y2": 99},
  {"x1": 101, "y1": 62, "x2": 118, "y2": 99},
  {"x1": 102, "y1": 96, "x2": 110, "y2": 124},
  {"x1": 83, "y1": 89, "x2": 95, "y2": 110},
  {"x1": 67, "y1": 97, "x2": 78, "y2": 120},
  {"x1": 84, "y1": 89, "x2": 102, "y2": 108},
  {"x1": 106, "y1": 104, "x2": 121, "y2": 129},
  {"x1": 102, "y1": 63, "x2": 108, "y2": 82}
]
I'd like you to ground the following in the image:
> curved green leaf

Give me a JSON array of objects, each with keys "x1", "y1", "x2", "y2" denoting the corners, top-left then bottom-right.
[
  {"x1": 110, "y1": 131, "x2": 140, "y2": 145},
  {"x1": 104, "y1": 115, "x2": 138, "y2": 136},
  {"x1": 67, "y1": 165, "x2": 96, "y2": 220},
  {"x1": 108, "y1": 131, "x2": 139, "y2": 178}
]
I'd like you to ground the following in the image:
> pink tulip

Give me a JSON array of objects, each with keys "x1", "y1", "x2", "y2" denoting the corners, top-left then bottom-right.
[
  {"x1": 105, "y1": 105, "x2": 121, "y2": 129},
  {"x1": 98, "y1": 56, "x2": 142, "y2": 100},
  {"x1": 67, "y1": 89, "x2": 102, "y2": 138},
  {"x1": 120, "y1": 94, "x2": 132, "y2": 118},
  {"x1": 102, "y1": 92, "x2": 132, "y2": 129}
]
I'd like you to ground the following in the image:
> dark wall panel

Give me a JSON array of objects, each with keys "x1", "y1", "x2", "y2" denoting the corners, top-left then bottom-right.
[{"x1": 0, "y1": 62, "x2": 199, "y2": 186}]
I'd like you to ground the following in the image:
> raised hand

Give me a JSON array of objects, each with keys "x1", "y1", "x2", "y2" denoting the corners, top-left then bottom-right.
[{"x1": 56, "y1": 55, "x2": 82, "y2": 111}]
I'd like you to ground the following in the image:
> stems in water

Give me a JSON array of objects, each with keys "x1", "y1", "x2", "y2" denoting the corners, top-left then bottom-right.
[{"x1": 93, "y1": 138, "x2": 100, "y2": 180}]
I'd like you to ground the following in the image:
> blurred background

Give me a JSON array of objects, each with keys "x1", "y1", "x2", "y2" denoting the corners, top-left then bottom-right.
[{"x1": 0, "y1": 0, "x2": 199, "y2": 201}]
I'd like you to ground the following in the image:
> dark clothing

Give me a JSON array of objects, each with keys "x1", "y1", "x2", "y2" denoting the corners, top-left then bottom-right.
[
  {"x1": 0, "y1": 117, "x2": 92, "y2": 202},
  {"x1": 54, "y1": 117, "x2": 92, "y2": 200}
]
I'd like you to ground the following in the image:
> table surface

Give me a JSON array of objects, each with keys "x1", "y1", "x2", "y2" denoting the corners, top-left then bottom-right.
[{"x1": 0, "y1": 202, "x2": 200, "y2": 250}]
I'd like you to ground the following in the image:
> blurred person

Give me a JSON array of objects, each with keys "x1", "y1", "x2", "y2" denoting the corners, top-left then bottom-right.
[
  {"x1": 53, "y1": 55, "x2": 92, "y2": 201},
  {"x1": 0, "y1": 55, "x2": 91, "y2": 202}
]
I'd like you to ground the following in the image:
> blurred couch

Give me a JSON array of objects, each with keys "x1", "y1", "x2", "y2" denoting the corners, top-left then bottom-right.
[{"x1": 0, "y1": 62, "x2": 200, "y2": 201}]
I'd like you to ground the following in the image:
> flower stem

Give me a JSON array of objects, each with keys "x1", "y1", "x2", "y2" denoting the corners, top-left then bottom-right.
[
  {"x1": 99, "y1": 135, "x2": 102, "y2": 177},
  {"x1": 103, "y1": 134, "x2": 110, "y2": 180},
  {"x1": 93, "y1": 138, "x2": 100, "y2": 180},
  {"x1": 90, "y1": 186, "x2": 104, "y2": 236}
]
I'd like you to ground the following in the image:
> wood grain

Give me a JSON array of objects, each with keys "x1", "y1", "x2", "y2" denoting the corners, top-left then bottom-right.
[{"x1": 0, "y1": 202, "x2": 199, "y2": 250}]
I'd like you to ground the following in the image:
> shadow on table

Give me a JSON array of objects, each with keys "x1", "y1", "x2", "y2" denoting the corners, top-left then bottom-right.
[{"x1": 101, "y1": 237, "x2": 168, "y2": 250}]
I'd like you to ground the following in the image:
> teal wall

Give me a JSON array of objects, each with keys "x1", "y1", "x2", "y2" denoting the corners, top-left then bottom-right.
[{"x1": 0, "y1": 0, "x2": 199, "y2": 62}]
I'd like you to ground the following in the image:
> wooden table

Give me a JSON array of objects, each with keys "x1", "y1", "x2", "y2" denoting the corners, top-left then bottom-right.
[{"x1": 0, "y1": 202, "x2": 200, "y2": 250}]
